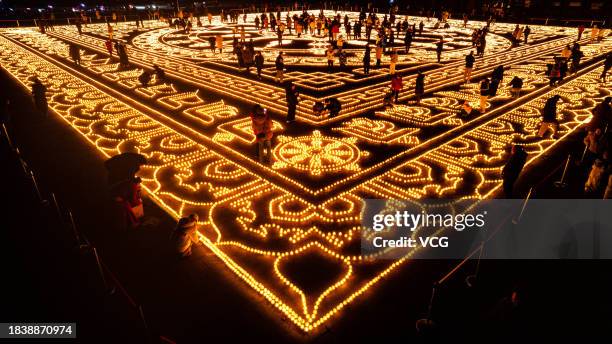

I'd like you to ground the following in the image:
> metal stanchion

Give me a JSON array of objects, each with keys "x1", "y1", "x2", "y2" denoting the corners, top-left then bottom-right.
[
  {"x1": 415, "y1": 282, "x2": 438, "y2": 333},
  {"x1": 554, "y1": 155, "x2": 571, "y2": 188},
  {"x1": 51, "y1": 192, "x2": 62, "y2": 220},
  {"x1": 15, "y1": 149, "x2": 29, "y2": 176},
  {"x1": 465, "y1": 241, "x2": 485, "y2": 288},
  {"x1": 92, "y1": 247, "x2": 115, "y2": 295},
  {"x1": 68, "y1": 210, "x2": 82, "y2": 245},
  {"x1": 138, "y1": 304, "x2": 151, "y2": 342},
  {"x1": 579, "y1": 144, "x2": 589, "y2": 164},
  {"x1": 512, "y1": 187, "x2": 533, "y2": 225},
  {"x1": 29, "y1": 170, "x2": 48, "y2": 204},
  {"x1": 1, "y1": 123, "x2": 13, "y2": 150}
]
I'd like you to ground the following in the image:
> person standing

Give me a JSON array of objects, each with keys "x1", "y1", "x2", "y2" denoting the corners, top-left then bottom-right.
[
  {"x1": 415, "y1": 71, "x2": 425, "y2": 104},
  {"x1": 255, "y1": 51, "x2": 264, "y2": 80},
  {"x1": 105, "y1": 39, "x2": 113, "y2": 57},
  {"x1": 326, "y1": 46, "x2": 335, "y2": 73},
  {"x1": 435, "y1": 38, "x2": 444, "y2": 63},
  {"x1": 404, "y1": 28, "x2": 413, "y2": 54},
  {"x1": 490, "y1": 65, "x2": 504, "y2": 97},
  {"x1": 577, "y1": 24, "x2": 585, "y2": 40},
  {"x1": 464, "y1": 51, "x2": 475, "y2": 83},
  {"x1": 116, "y1": 42, "x2": 129, "y2": 67},
  {"x1": 31, "y1": 78, "x2": 48, "y2": 117},
  {"x1": 601, "y1": 52, "x2": 612, "y2": 82},
  {"x1": 390, "y1": 73, "x2": 403, "y2": 103},
  {"x1": 75, "y1": 19, "x2": 82, "y2": 35},
  {"x1": 418, "y1": 21, "x2": 424, "y2": 36},
  {"x1": 285, "y1": 82, "x2": 299, "y2": 123},
  {"x1": 363, "y1": 45, "x2": 371, "y2": 75},
  {"x1": 250, "y1": 105, "x2": 273, "y2": 163},
  {"x1": 276, "y1": 26, "x2": 283, "y2": 47},
  {"x1": 479, "y1": 78, "x2": 490, "y2": 113},
  {"x1": 389, "y1": 49, "x2": 398, "y2": 74},
  {"x1": 375, "y1": 42, "x2": 383, "y2": 68},
  {"x1": 69, "y1": 43, "x2": 81, "y2": 65},
  {"x1": 170, "y1": 214, "x2": 200, "y2": 258},
  {"x1": 523, "y1": 26, "x2": 531, "y2": 44},
  {"x1": 570, "y1": 44, "x2": 584, "y2": 74},
  {"x1": 275, "y1": 51, "x2": 284, "y2": 83},
  {"x1": 502, "y1": 145, "x2": 527, "y2": 198},
  {"x1": 548, "y1": 59, "x2": 561, "y2": 86},
  {"x1": 242, "y1": 46, "x2": 253, "y2": 73},
  {"x1": 215, "y1": 34, "x2": 223, "y2": 53},
  {"x1": 590, "y1": 25, "x2": 599, "y2": 42}
]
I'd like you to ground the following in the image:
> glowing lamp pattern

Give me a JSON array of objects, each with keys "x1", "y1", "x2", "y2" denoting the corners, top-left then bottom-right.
[{"x1": 0, "y1": 14, "x2": 610, "y2": 333}]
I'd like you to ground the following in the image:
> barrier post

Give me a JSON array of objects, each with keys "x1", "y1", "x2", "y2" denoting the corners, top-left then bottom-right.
[
  {"x1": 465, "y1": 241, "x2": 485, "y2": 287},
  {"x1": 554, "y1": 155, "x2": 571, "y2": 188},
  {"x1": 68, "y1": 210, "x2": 81, "y2": 245},
  {"x1": 415, "y1": 282, "x2": 438, "y2": 332},
  {"x1": 92, "y1": 247, "x2": 114, "y2": 294},
  {"x1": 29, "y1": 170, "x2": 47, "y2": 204},
  {"x1": 512, "y1": 187, "x2": 533, "y2": 224},
  {"x1": 580, "y1": 144, "x2": 589, "y2": 164},
  {"x1": 138, "y1": 305, "x2": 151, "y2": 341},
  {"x1": 2, "y1": 123, "x2": 13, "y2": 150},
  {"x1": 51, "y1": 192, "x2": 62, "y2": 220}
]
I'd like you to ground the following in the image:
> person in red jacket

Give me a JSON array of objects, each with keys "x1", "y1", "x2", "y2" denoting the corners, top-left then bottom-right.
[
  {"x1": 105, "y1": 39, "x2": 113, "y2": 57},
  {"x1": 577, "y1": 24, "x2": 585, "y2": 40},
  {"x1": 250, "y1": 104, "x2": 273, "y2": 163},
  {"x1": 390, "y1": 73, "x2": 403, "y2": 103}
]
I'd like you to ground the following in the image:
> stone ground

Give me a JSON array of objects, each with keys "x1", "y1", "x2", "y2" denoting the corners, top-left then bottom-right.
[{"x1": 1, "y1": 67, "x2": 611, "y2": 343}]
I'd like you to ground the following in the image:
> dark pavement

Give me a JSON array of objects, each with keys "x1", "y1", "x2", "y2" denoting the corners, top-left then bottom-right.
[{"x1": 1, "y1": 67, "x2": 611, "y2": 343}]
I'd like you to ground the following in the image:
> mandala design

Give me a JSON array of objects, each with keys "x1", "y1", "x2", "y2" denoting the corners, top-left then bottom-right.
[
  {"x1": 272, "y1": 130, "x2": 368, "y2": 176},
  {"x1": 0, "y1": 15, "x2": 610, "y2": 333}
]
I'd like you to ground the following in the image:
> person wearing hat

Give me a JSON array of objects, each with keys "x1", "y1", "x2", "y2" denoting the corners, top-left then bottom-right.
[{"x1": 171, "y1": 214, "x2": 200, "y2": 258}]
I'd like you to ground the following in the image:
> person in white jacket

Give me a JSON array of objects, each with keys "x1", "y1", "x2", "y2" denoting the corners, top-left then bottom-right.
[{"x1": 171, "y1": 214, "x2": 200, "y2": 258}]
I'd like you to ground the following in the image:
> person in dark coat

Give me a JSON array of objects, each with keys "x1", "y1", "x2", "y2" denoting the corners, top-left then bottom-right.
[
  {"x1": 538, "y1": 95, "x2": 561, "y2": 138},
  {"x1": 464, "y1": 51, "x2": 475, "y2": 83},
  {"x1": 491, "y1": 65, "x2": 504, "y2": 82},
  {"x1": 275, "y1": 52, "x2": 284, "y2": 83},
  {"x1": 285, "y1": 82, "x2": 299, "y2": 123},
  {"x1": 479, "y1": 77, "x2": 490, "y2": 113},
  {"x1": 415, "y1": 71, "x2": 425, "y2": 104},
  {"x1": 588, "y1": 97, "x2": 612, "y2": 131},
  {"x1": 404, "y1": 28, "x2": 413, "y2": 54},
  {"x1": 601, "y1": 52, "x2": 612, "y2": 82},
  {"x1": 363, "y1": 45, "x2": 371, "y2": 75},
  {"x1": 324, "y1": 98, "x2": 341, "y2": 118},
  {"x1": 153, "y1": 65, "x2": 166, "y2": 84},
  {"x1": 69, "y1": 43, "x2": 81, "y2": 65},
  {"x1": 138, "y1": 70, "x2": 152, "y2": 86},
  {"x1": 255, "y1": 51, "x2": 264, "y2": 80},
  {"x1": 31, "y1": 78, "x2": 48, "y2": 117},
  {"x1": 435, "y1": 38, "x2": 444, "y2": 63},
  {"x1": 502, "y1": 145, "x2": 527, "y2": 198},
  {"x1": 523, "y1": 26, "x2": 531, "y2": 44}
]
